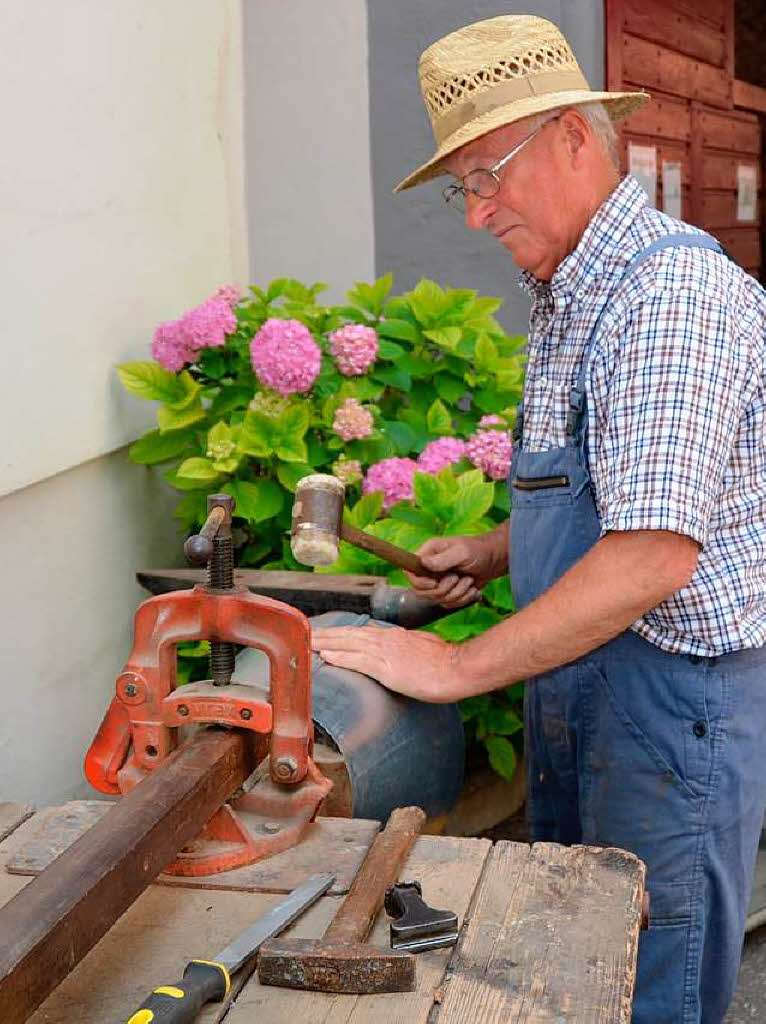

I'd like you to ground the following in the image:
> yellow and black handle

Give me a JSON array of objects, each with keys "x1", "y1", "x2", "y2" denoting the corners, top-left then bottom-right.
[{"x1": 126, "y1": 959, "x2": 230, "y2": 1024}]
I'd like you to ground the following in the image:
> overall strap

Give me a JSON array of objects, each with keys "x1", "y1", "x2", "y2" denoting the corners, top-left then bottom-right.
[{"x1": 565, "y1": 232, "x2": 724, "y2": 437}]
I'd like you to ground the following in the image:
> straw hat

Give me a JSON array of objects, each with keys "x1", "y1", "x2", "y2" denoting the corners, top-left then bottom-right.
[{"x1": 394, "y1": 14, "x2": 649, "y2": 193}]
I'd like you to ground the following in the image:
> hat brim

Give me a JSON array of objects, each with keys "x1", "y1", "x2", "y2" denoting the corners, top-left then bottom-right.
[{"x1": 393, "y1": 89, "x2": 650, "y2": 193}]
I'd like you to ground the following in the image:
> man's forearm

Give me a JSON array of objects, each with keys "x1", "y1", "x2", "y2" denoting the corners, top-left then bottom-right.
[{"x1": 449, "y1": 529, "x2": 699, "y2": 699}]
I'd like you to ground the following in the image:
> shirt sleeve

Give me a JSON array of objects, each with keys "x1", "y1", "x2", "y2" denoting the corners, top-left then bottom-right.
[{"x1": 591, "y1": 287, "x2": 746, "y2": 547}]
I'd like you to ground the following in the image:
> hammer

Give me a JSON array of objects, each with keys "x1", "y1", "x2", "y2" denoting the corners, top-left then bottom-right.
[
  {"x1": 291, "y1": 474, "x2": 436, "y2": 575},
  {"x1": 257, "y1": 806, "x2": 425, "y2": 993}
]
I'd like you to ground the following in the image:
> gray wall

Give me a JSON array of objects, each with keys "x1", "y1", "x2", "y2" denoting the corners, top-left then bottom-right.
[
  {"x1": 367, "y1": 1, "x2": 604, "y2": 334},
  {"x1": 243, "y1": 0, "x2": 375, "y2": 303}
]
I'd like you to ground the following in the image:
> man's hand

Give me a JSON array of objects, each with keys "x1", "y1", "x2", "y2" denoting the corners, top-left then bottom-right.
[
  {"x1": 406, "y1": 523, "x2": 509, "y2": 609},
  {"x1": 310, "y1": 624, "x2": 463, "y2": 702}
]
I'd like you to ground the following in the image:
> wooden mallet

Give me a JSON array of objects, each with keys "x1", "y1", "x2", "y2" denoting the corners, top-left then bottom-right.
[
  {"x1": 257, "y1": 806, "x2": 425, "y2": 993},
  {"x1": 291, "y1": 474, "x2": 435, "y2": 575}
]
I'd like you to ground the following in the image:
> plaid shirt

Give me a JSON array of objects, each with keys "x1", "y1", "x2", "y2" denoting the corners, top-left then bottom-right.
[{"x1": 518, "y1": 175, "x2": 766, "y2": 656}]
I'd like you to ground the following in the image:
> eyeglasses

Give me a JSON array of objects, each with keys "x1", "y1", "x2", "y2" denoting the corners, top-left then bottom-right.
[{"x1": 442, "y1": 116, "x2": 557, "y2": 214}]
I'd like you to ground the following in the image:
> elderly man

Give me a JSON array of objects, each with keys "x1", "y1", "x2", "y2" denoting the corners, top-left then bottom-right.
[{"x1": 312, "y1": 15, "x2": 766, "y2": 1024}]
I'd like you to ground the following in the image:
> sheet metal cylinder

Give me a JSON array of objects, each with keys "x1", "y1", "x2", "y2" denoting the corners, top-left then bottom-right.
[{"x1": 234, "y1": 611, "x2": 464, "y2": 822}]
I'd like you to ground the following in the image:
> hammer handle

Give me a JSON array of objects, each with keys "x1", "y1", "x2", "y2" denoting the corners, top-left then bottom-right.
[
  {"x1": 341, "y1": 524, "x2": 434, "y2": 577},
  {"x1": 324, "y1": 806, "x2": 426, "y2": 946}
]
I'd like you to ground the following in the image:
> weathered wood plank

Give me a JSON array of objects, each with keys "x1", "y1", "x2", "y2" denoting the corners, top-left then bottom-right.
[
  {"x1": 712, "y1": 228, "x2": 761, "y2": 268},
  {"x1": 622, "y1": 88, "x2": 691, "y2": 142},
  {"x1": 0, "y1": 730, "x2": 252, "y2": 1024},
  {"x1": 7, "y1": 801, "x2": 380, "y2": 897},
  {"x1": 623, "y1": 0, "x2": 726, "y2": 68},
  {"x1": 734, "y1": 79, "x2": 766, "y2": 116},
  {"x1": 701, "y1": 107, "x2": 760, "y2": 153},
  {"x1": 702, "y1": 153, "x2": 761, "y2": 191},
  {"x1": 623, "y1": 34, "x2": 730, "y2": 109},
  {"x1": 224, "y1": 835, "x2": 492, "y2": 1024},
  {"x1": 433, "y1": 842, "x2": 645, "y2": 1024},
  {"x1": 0, "y1": 803, "x2": 33, "y2": 844}
]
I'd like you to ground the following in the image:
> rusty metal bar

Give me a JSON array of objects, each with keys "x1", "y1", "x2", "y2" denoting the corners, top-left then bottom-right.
[{"x1": 0, "y1": 728, "x2": 251, "y2": 1024}]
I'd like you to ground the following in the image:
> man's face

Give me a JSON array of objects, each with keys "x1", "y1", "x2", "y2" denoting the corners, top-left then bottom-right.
[{"x1": 444, "y1": 114, "x2": 581, "y2": 281}]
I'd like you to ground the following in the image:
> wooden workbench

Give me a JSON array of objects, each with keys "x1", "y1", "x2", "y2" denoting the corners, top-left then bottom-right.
[{"x1": 0, "y1": 802, "x2": 645, "y2": 1023}]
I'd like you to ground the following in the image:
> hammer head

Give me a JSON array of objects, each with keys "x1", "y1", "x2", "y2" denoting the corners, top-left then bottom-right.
[
  {"x1": 291, "y1": 474, "x2": 346, "y2": 567},
  {"x1": 257, "y1": 937, "x2": 416, "y2": 993}
]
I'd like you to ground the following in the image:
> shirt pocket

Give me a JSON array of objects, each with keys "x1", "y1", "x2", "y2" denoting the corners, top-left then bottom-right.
[{"x1": 522, "y1": 380, "x2": 573, "y2": 452}]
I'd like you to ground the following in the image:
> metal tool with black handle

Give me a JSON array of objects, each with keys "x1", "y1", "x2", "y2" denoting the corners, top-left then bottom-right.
[{"x1": 126, "y1": 872, "x2": 334, "y2": 1023}]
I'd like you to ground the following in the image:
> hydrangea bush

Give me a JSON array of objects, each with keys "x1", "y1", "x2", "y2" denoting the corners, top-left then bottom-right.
[{"x1": 118, "y1": 274, "x2": 526, "y2": 779}]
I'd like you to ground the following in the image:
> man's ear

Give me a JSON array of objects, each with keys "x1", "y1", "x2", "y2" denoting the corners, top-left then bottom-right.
[{"x1": 559, "y1": 110, "x2": 589, "y2": 167}]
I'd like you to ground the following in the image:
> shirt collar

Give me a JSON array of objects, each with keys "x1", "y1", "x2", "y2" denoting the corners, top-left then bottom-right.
[{"x1": 518, "y1": 176, "x2": 648, "y2": 302}]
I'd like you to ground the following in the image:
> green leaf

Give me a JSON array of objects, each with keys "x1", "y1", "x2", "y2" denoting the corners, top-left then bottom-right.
[
  {"x1": 346, "y1": 274, "x2": 393, "y2": 316},
  {"x1": 116, "y1": 362, "x2": 187, "y2": 404},
  {"x1": 483, "y1": 707, "x2": 523, "y2": 736},
  {"x1": 413, "y1": 471, "x2": 453, "y2": 522},
  {"x1": 173, "y1": 492, "x2": 208, "y2": 529},
  {"x1": 434, "y1": 374, "x2": 466, "y2": 405},
  {"x1": 239, "y1": 410, "x2": 276, "y2": 457},
  {"x1": 129, "y1": 428, "x2": 196, "y2": 465},
  {"x1": 430, "y1": 608, "x2": 478, "y2": 643},
  {"x1": 275, "y1": 436, "x2": 309, "y2": 463},
  {"x1": 484, "y1": 736, "x2": 517, "y2": 781},
  {"x1": 373, "y1": 366, "x2": 411, "y2": 392},
  {"x1": 475, "y1": 334, "x2": 499, "y2": 371},
  {"x1": 447, "y1": 476, "x2": 495, "y2": 532},
  {"x1": 224, "y1": 479, "x2": 284, "y2": 523},
  {"x1": 346, "y1": 492, "x2": 384, "y2": 529},
  {"x1": 398, "y1": 354, "x2": 434, "y2": 377},
  {"x1": 157, "y1": 403, "x2": 206, "y2": 433},
  {"x1": 177, "y1": 640, "x2": 211, "y2": 659},
  {"x1": 383, "y1": 420, "x2": 417, "y2": 455},
  {"x1": 378, "y1": 318, "x2": 420, "y2": 343},
  {"x1": 207, "y1": 420, "x2": 232, "y2": 448},
  {"x1": 378, "y1": 339, "x2": 406, "y2": 361},
  {"x1": 276, "y1": 462, "x2": 314, "y2": 491},
  {"x1": 483, "y1": 575, "x2": 514, "y2": 612},
  {"x1": 165, "y1": 370, "x2": 202, "y2": 411},
  {"x1": 176, "y1": 457, "x2": 221, "y2": 485},
  {"x1": 408, "y1": 279, "x2": 445, "y2": 326},
  {"x1": 426, "y1": 399, "x2": 452, "y2": 435},
  {"x1": 423, "y1": 327, "x2": 461, "y2": 351},
  {"x1": 275, "y1": 403, "x2": 310, "y2": 439},
  {"x1": 209, "y1": 386, "x2": 253, "y2": 418}
]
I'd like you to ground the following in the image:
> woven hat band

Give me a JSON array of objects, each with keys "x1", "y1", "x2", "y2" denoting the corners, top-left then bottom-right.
[{"x1": 432, "y1": 67, "x2": 588, "y2": 145}]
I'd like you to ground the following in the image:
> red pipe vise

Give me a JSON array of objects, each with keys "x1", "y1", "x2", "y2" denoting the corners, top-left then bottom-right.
[{"x1": 84, "y1": 494, "x2": 332, "y2": 875}]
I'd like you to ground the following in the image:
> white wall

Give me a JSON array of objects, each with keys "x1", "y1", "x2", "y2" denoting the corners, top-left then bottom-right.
[
  {"x1": 0, "y1": 1, "x2": 248, "y2": 803},
  {"x1": 0, "y1": 0, "x2": 248, "y2": 497},
  {"x1": 0, "y1": 453, "x2": 180, "y2": 804},
  {"x1": 244, "y1": 0, "x2": 375, "y2": 301}
]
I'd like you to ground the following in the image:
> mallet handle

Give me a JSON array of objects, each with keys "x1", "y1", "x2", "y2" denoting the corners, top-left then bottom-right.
[
  {"x1": 324, "y1": 806, "x2": 426, "y2": 946},
  {"x1": 341, "y1": 524, "x2": 433, "y2": 577}
]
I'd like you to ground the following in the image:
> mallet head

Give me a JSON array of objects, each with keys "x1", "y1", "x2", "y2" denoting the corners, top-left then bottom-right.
[
  {"x1": 291, "y1": 474, "x2": 346, "y2": 567},
  {"x1": 257, "y1": 937, "x2": 416, "y2": 994}
]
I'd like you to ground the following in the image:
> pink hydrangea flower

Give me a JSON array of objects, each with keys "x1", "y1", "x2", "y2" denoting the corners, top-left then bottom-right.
[
  {"x1": 478, "y1": 414, "x2": 505, "y2": 428},
  {"x1": 362, "y1": 457, "x2": 417, "y2": 510},
  {"x1": 466, "y1": 427, "x2": 512, "y2": 481},
  {"x1": 332, "y1": 398, "x2": 374, "y2": 441},
  {"x1": 416, "y1": 437, "x2": 467, "y2": 473},
  {"x1": 150, "y1": 290, "x2": 238, "y2": 371},
  {"x1": 332, "y1": 457, "x2": 363, "y2": 486},
  {"x1": 180, "y1": 297, "x2": 237, "y2": 351},
  {"x1": 215, "y1": 284, "x2": 241, "y2": 307},
  {"x1": 151, "y1": 320, "x2": 194, "y2": 371},
  {"x1": 250, "y1": 318, "x2": 321, "y2": 395},
  {"x1": 329, "y1": 324, "x2": 379, "y2": 376}
]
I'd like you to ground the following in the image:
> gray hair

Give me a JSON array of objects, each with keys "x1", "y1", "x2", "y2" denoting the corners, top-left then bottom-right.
[{"x1": 529, "y1": 102, "x2": 619, "y2": 168}]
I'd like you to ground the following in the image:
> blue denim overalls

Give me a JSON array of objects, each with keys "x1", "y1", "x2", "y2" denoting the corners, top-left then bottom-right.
[{"x1": 510, "y1": 233, "x2": 766, "y2": 1023}]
